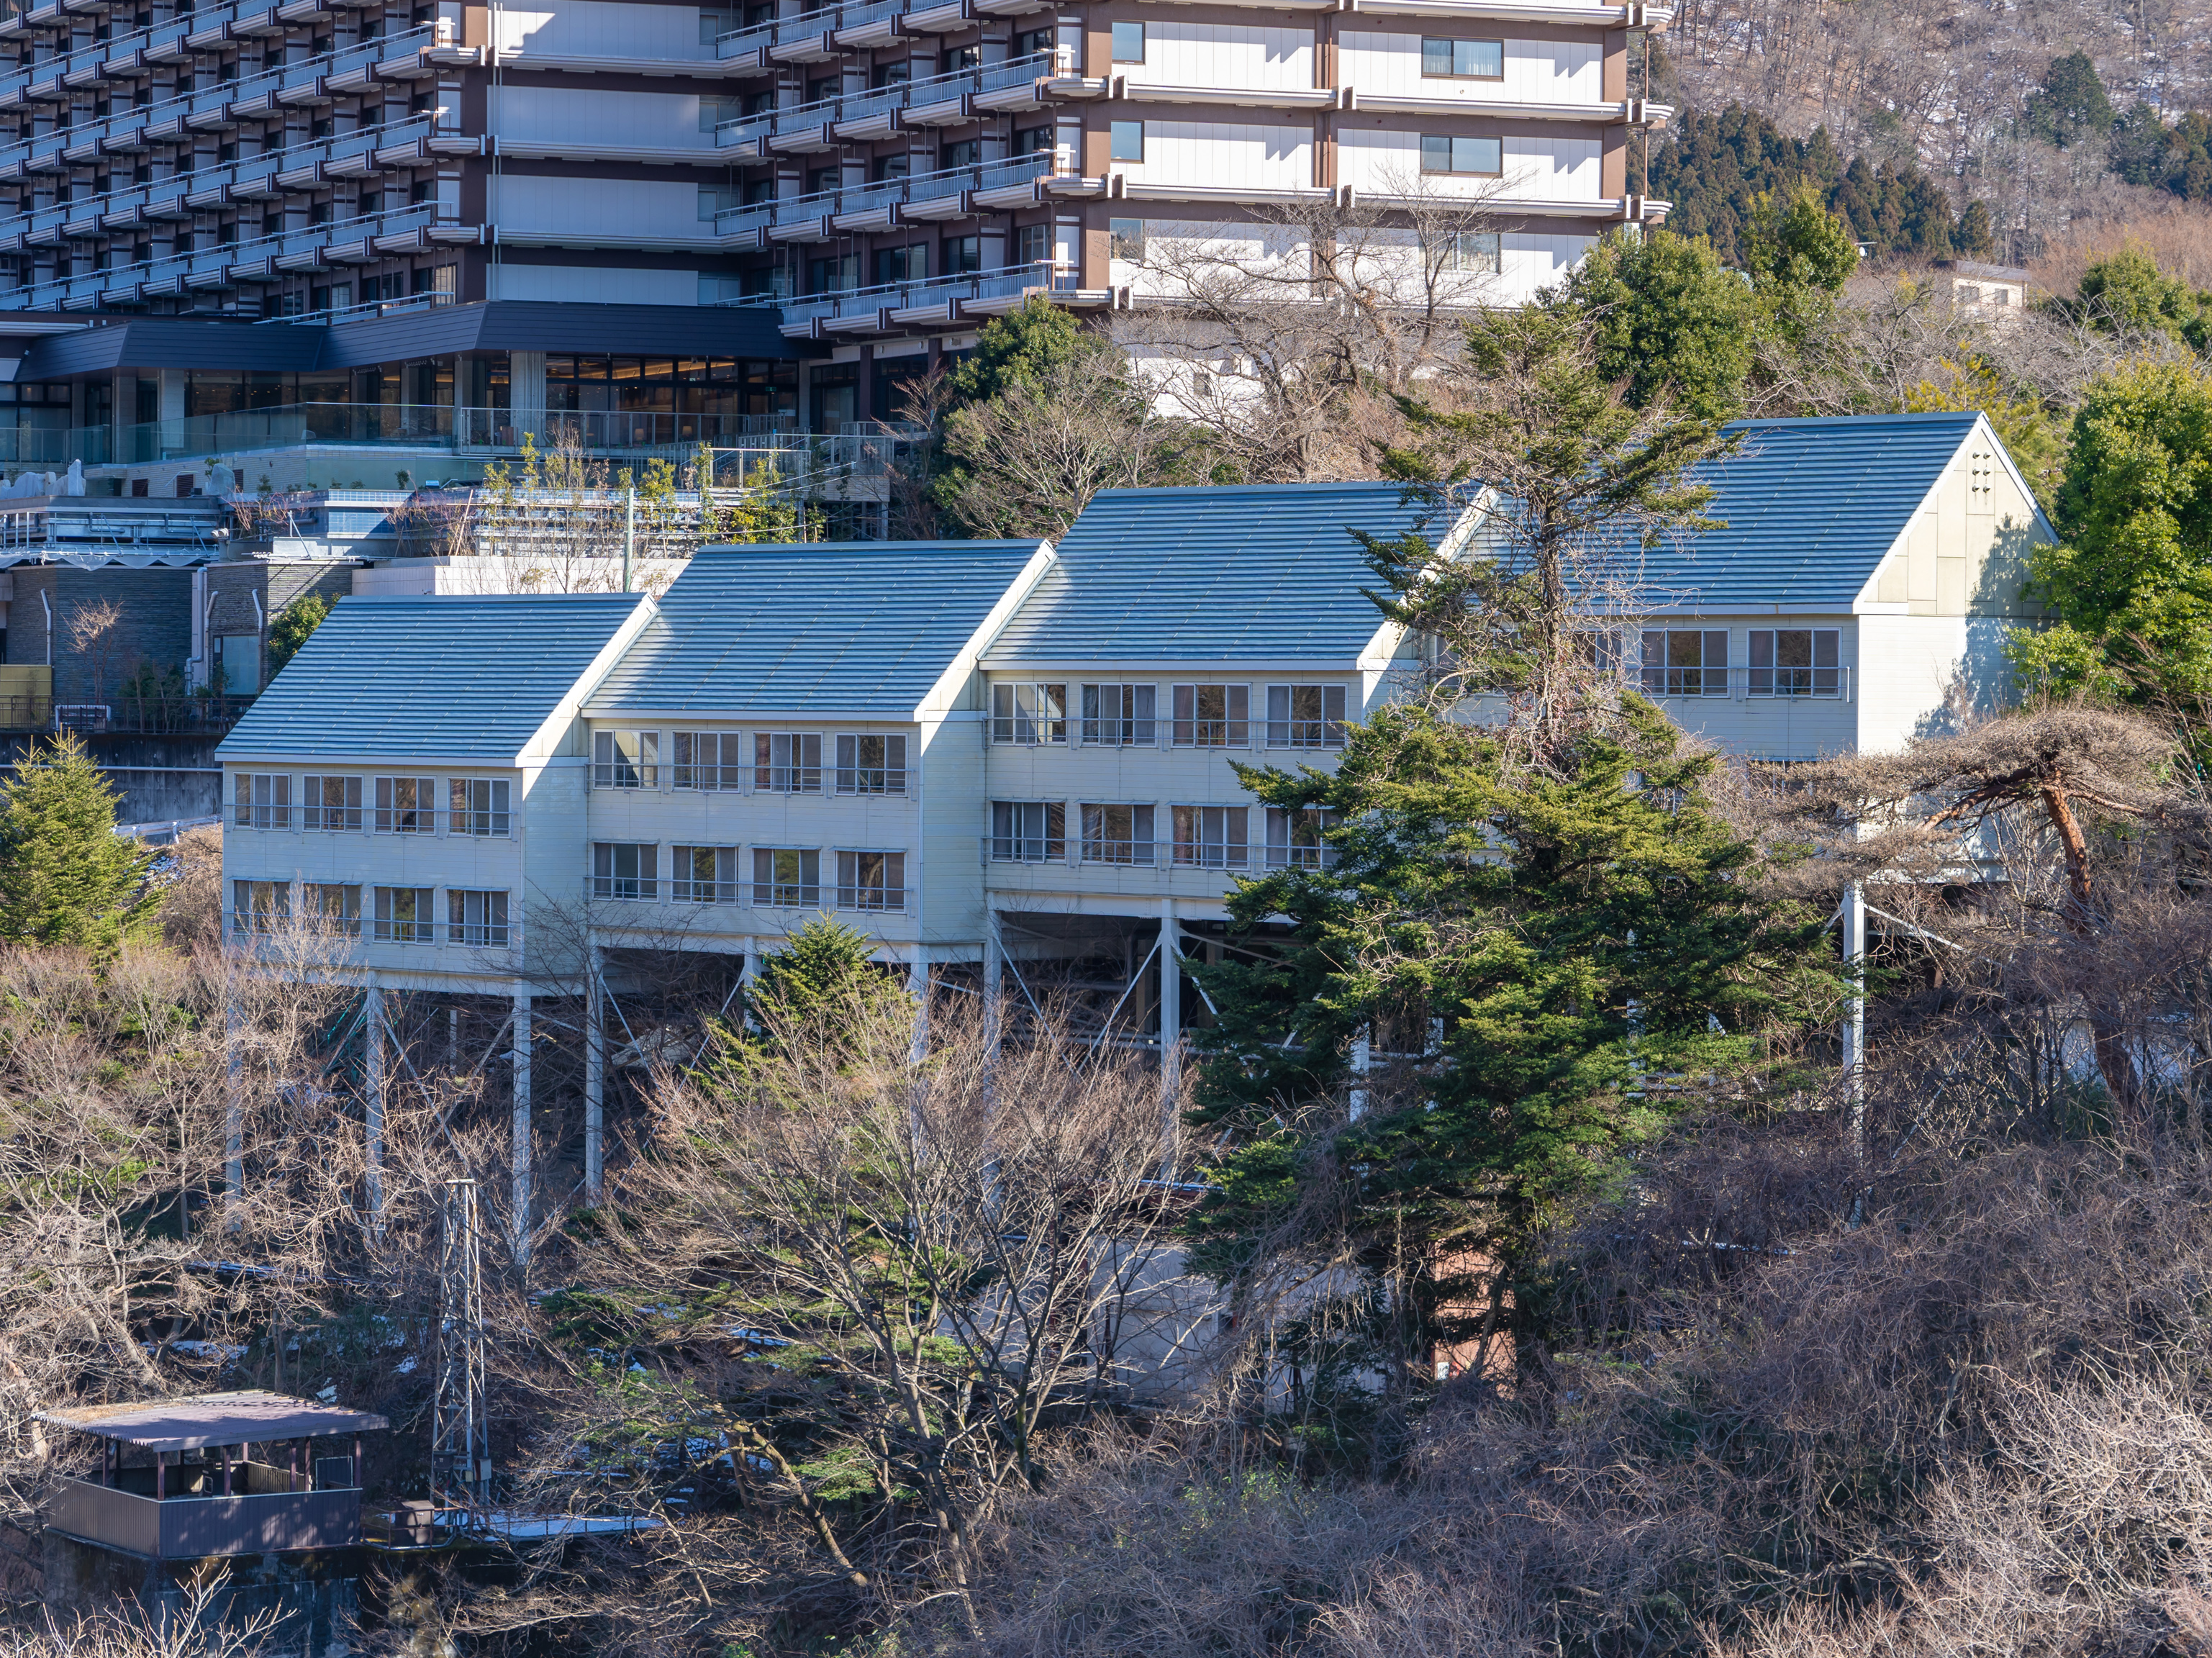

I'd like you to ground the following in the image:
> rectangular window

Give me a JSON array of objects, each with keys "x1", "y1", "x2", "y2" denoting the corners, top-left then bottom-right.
[
  {"x1": 1639, "y1": 629, "x2": 1730, "y2": 697},
  {"x1": 1108, "y1": 217, "x2": 1146, "y2": 260},
  {"x1": 232, "y1": 878, "x2": 289, "y2": 933},
  {"x1": 1265, "y1": 806, "x2": 1339, "y2": 870},
  {"x1": 593, "y1": 729, "x2": 660, "y2": 789},
  {"x1": 943, "y1": 235, "x2": 983, "y2": 275},
  {"x1": 991, "y1": 682, "x2": 1068, "y2": 745},
  {"x1": 301, "y1": 882, "x2": 359, "y2": 936},
  {"x1": 233, "y1": 773, "x2": 291, "y2": 830},
  {"x1": 1746, "y1": 628, "x2": 1842, "y2": 697},
  {"x1": 373, "y1": 776, "x2": 435, "y2": 833},
  {"x1": 835, "y1": 733, "x2": 909, "y2": 794},
  {"x1": 371, "y1": 885, "x2": 435, "y2": 943},
  {"x1": 754, "y1": 732, "x2": 822, "y2": 793},
  {"x1": 302, "y1": 774, "x2": 361, "y2": 831},
  {"x1": 1172, "y1": 684, "x2": 1250, "y2": 747},
  {"x1": 752, "y1": 846, "x2": 821, "y2": 908},
  {"x1": 1015, "y1": 222, "x2": 1052, "y2": 266},
  {"x1": 1110, "y1": 119, "x2": 1144, "y2": 163},
  {"x1": 1082, "y1": 683, "x2": 1156, "y2": 746},
  {"x1": 446, "y1": 889, "x2": 509, "y2": 947},
  {"x1": 1110, "y1": 18, "x2": 1143, "y2": 60},
  {"x1": 674, "y1": 732, "x2": 742, "y2": 791},
  {"x1": 448, "y1": 777, "x2": 511, "y2": 835},
  {"x1": 1172, "y1": 804, "x2": 1248, "y2": 869},
  {"x1": 672, "y1": 845, "x2": 740, "y2": 903},
  {"x1": 1420, "y1": 37, "x2": 1503, "y2": 77},
  {"x1": 1446, "y1": 230, "x2": 1501, "y2": 273},
  {"x1": 1266, "y1": 684, "x2": 1346, "y2": 748},
  {"x1": 1420, "y1": 134, "x2": 1503, "y2": 176},
  {"x1": 1081, "y1": 802, "x2": 1155, "y2": 865},
  {"x1": 836, "y1": 848, "x2": 906, "y2": 910},
  {"x1": 992, "y1": 800, "x2": 1066, "y2": 862},
  {"x1": 591, "y1": 842, "x2": 659, "y2": 901}
]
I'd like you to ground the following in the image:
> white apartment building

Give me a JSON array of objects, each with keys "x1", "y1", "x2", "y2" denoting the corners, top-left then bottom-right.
[{"x1": 214, "y1": 410, "x2": 2046, "y2": 1223}]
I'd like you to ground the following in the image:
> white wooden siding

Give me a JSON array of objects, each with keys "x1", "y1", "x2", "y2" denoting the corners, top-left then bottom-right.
[
  {"x1": 1133, "y1": 22, "x2": 1314, "y2": 91},
  {"x1": 1338, "y1": 32, "x2": 1601, "y2": 101},
  {"x1": 1116, "y1": 121, "x2": 1313, "y2": 191},
  {"x1": 1336, "y1": 128, "x2": 1601, "y2": 199}
]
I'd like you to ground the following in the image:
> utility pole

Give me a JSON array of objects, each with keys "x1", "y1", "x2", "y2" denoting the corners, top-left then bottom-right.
[{"x1": 432, "y1": 1178, "x2": 489, "y2": 1513}]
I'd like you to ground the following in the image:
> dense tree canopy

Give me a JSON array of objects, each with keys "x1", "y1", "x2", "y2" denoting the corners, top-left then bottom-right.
[{"x1": 0, "y1": 733, "x2": 157, "y2": 951}]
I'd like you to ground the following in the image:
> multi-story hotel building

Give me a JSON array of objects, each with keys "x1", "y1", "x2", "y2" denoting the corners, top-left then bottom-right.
[{"x1": 0, "y1": 0, "x2": 1669, "y2": 489}]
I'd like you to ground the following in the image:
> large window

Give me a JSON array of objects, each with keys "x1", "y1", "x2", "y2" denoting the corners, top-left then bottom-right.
[
  {"x1": 674, "y1": 732, "x2": 742, "y2": 791},
  {"x1": 594, "y1": 730, "x2": 660, "y2": 789},
  {"x1": 302, "y1": 775, "x2": 361, "y2": 831},
  {"x1": 232, "y1": 879, "x2": 289, "y2": 933},
  {"x1": 1173, "y1": 805, "x2": 1248, "y2": 869},
  {"x1": 1265, "y1": 806, "x2": 1339, "y2": 869},
  {"x1": 755, "y1": 732, "x2": 822, "y2": 793},
  {"x1": 753, "y1": 847, "x2": 821, "y2": 908},
  {"x1": 673, "y1": 845, "x2": 740, "y2": 903},
  {"x1": 1266, "y1": 684, "x2": 1346, "y2": 748},
  {"x1": 1111, "y1": 18, "x2": 1144, "y2": 60},
  {"x1": 372, "y1": 885, "x2": 435, "y2": 943},
  {"x1": 837, "y1": 849, "x2": 906, "y2": 910},
  {"x1": 1747, "y1": 628, "x2": 1841, "y2": 697},
  {"x1": 1444, "y1": 230, "x2": 1501, "y2": 273},
  {"x1": 1173, "y1": 684, "x2": 1249, "y2": 747},
  {"x1": 835, "y1": 733, "x2": 908, "y2": 794},
  {"x1": 992, "y1": 682, "x2": 1067, "y2": 745},
  {"x1": 591, "y1": 843, "x2": 658, "y2": 900},
  {"x1": 447, "y1": 889, "x2": 509, "y2": 947},
  {"x1": 1420, "y1": 37, "x2": 1503, "y2": 77},
  {"x1": 1640, "y1": 629, "x2": 1729, "y2": 697},
  {"x1": 302, "y1": 882, "x2": 360, "y2": 936},
  {"x1": 1082, "y1": 803, "x2": 1155, "y2": 865},
  {"x1": 992, "y1": 801, "x2": 1065, "y2": 862},
  {"x1": 1110, "y1": 119, "x2": 1144, "y2": 162},
  {"x1": 448, "y1": 777, "x2": 511, "y2": 835},
  {"x1": 1420, "y1": 134, "x2": 1503, "y2": 176},
  {"x1": 373, "y1": 776, "x2": 435, "y2": 833},
  {"x1": 234, "y1": 774, "x2": 291, "y2": 830},
  {"x1": 1082, "y1": 683, "x2": 1155, "y2": 746}
]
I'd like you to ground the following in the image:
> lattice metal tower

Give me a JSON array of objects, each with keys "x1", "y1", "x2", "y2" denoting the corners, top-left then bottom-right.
[{"x1": 431, "y1": 1177, "x2": 489, "y2": 1510}]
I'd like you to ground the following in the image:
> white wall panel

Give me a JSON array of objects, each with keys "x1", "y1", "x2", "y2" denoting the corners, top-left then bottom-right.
[
  {"x1": 1338, "y1": 32, "x2": 1601, "y2": 101},
  {"x1": 496, "y1": 176, "x2": 709, "y2": 240},
  {"x1": 1336, "y1": 129, "x2": 1600, "y2": 199},
  {"x1": 1118, "y1": 122, "x2": 1312, "y2": 190},
  {"x1": 489, "y1": 262, "x2": 702, "y2": 305},
  {"x1": 1136, "y1": 22, "x2": 1313, "y2": 91},
  {"x1": 497, "y1": 1, "x2": 710, "y2": 59},
  {"x1": 491, "y1": 86, "x2": 717, "y2": 150}
]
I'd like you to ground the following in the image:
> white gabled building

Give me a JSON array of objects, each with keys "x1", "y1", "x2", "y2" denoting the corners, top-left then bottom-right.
[{"x1": 214, "y1": 411, "x2": 2053, "y2": 1230}]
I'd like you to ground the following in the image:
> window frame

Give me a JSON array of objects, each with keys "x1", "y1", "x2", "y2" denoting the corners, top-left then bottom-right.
[
  {"x1": 991, "y1": 800, "x2": 1066, "y2": 863},
  {"x1": 835, "y1": 848, "x2": 907, "y2": 912},
  {"x1": 373, "y1": 775, "x2": 437, "y2": 834},
  {"x1": 1444, "y1": 229, "x2": 1501, "y2": 273},
  {"x1": 301, "y1": 882, "x2": 360, "y2": 936},
  {"x1": 591, "y1": 841, "x2": 660, "y2": 901},
  {"x1": 302, "y1": 774, "x2": 361, "y2": 831},
  {"x1": 446, "y1": 888, "x2": 510, "y2": 948},
  {"x1": 1110, "y1": 119, "x2": 1144, "y2": 163},
  {"x1": 1418, "y1": 133, "x2": 1504, "y2": 176},
  {"x1": 1171, "y1": 803, "x2": 1248, "y2": 869},
  {"x1": 991, "y1": 681, "x2": 1068, "y2": 746},
  {"x1": 751, "y1": 846, "x2": 822, "y2": 909},
  {"x1": 1171, "y1": 683, "x2": 1250, "y2": 748},
  {"x1": 674, "y1": 731, "x2": 743, "y2": 792},
  {"x1": 371, "y1": 884, "x2": 436, "y2": 943},
  {"x1": 1638, "y1": 629, "x2": 1731, "y2": 698},
  {"x1": 232, "y1": 877, "x2": 291, "y2": 933},
  {"x1": 592, "y1": 728, "x2": 661, "y2": 789},
  {"x1": 835, "y1": 732, "x2": 909, "y2": 795},
  {"x1": 1082, "y1": 682, "x2": 1156, "y2": 746},
  {"x1": 447, "y1": 776, "x2": 511, "y2": 836},
  {"x1": 233, "y1": 772, "x2": 292, "y2": 830},
  {"x1": 1264, "y1": 805, "x2": 1340, "y2": 870},
  {"x1": 1746, "y1": 628, "x2": 1843, "y2": 697},
  {"x1": 1108, "y1": 217, "x2": 1146, "y2": 261},
  {"x1": 1265, "y1": 684, "x2": 1347, "y2": 748},
  {"x1": 1110, "y1": 17, "x2": 1143, "y2": 61},
  {"x1": 754, "y1": 731, "x2": 823, "y2": 794},
  {"x1": 1419, "y1": 36, "x2": 1504, "y2": 78},
  {"x1": 671, "y1": 844, "x2": 740, "y2": 904},
  {"x1": 1080, "y1": 802, "x2": 1156, "y2": 866}
]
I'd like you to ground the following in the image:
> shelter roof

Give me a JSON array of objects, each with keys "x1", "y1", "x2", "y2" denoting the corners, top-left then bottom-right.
[{"x1": 37, "y1": 1390, "x2": 389, "y2": 1451}]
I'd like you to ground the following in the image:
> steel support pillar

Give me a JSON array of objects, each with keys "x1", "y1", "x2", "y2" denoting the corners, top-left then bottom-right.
[
  {"x1": 363, "y1": 978, "x2": 386, "y2": 1225},
  {"x1": 583, "y1": 942, "x2": 604, "y2": 1205},
  {"x1": 512, "y1": 987, "x2": 532, "y2": 1267},
  {"x1": 1159, "y1": 897, "x2": 1180, "y2": 1174},
  {"x1": 1842, "y1": 882, "x2": 1867, "y2": 1149}
]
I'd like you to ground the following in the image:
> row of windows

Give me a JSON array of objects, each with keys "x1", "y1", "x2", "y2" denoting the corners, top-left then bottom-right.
[
  {"x1": 992, "y1": 684, "x2": 1349, "y2": 749},
  {"x1": 591, "y1": 844, "x2": 908, "y2": 911},
  {"x1": 1106, "y1": 123, "x2": 1502, "y2": 176},
  {"x1": 594, "y1": 731, "x2": 908, "y2": 793},
  {"x1": 1637, "y1": 628, "x2": 1845, "y2": 699},
  {"x1": 232, "y1": 881, "x2": 509, "y2": 946},
  {"x1": 234, "y1": 774, "x2": 510, "y2": 834},
  {"x1": 1105, "y1": 21, "x2": 1505, "y2": 81},
  {"x1": 989, "y1": 803, "x2": 1340, "y2": 870}
]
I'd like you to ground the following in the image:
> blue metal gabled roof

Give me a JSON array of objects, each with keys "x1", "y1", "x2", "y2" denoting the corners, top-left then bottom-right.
[
  {"x1": 1615, "y1": 412, "x2": 1987, "y2": 611},
  {"x1": 980, "y1": 482, "x2": 1462, "y2": 665},
  {"x1": 585, "y1": 540, "x2": 1044, "y2": 717},
  {"x1": 217, "y1": 592, "x2": 647, "y2": 762}
]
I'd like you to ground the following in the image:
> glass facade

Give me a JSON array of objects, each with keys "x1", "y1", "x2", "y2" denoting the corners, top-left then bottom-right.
[{"x1": 543, "y1": 355, "x2": 797, "y2": 421}]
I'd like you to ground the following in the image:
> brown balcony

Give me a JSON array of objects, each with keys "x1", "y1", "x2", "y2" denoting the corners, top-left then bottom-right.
[{"x1": 37, "y1": 1390, "x2": 389, "y2": 1561}]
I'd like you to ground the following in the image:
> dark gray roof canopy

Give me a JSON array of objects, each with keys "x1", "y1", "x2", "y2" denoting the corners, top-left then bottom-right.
[{"x1": 37, "y1": 1390, "x2": 389, "y2": 1451}]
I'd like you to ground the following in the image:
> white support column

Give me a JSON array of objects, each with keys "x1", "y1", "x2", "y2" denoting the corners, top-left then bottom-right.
[
  {"x1": 908, "y1": 946, "x2": 930, "y2": 1064},
  {"x1": 982, "y1": 921, "x2": 1002, "y2": 1054},
  {"x1": 583, "y1": 941, "x2": 604, "y2": 1205},
  {"x1": 1159, "y1": 897, "x2": 1180, "y2": 1173},
  {"x1": 1349, "y1": 1027, "x2": 1371, "y2": 1120},
  {"x1": 223, "y1": 990, "x2": 244, "y2": 1218},
  {"x1": 512, "y1": 987, "x2": 532, "y2": 1267},
  {"x1": 362, "y1": 978, "x2": 386, "y2": 1226},
  {"x1": 1842, "y1": 882, "x2": 1867, "y2": 1150}
]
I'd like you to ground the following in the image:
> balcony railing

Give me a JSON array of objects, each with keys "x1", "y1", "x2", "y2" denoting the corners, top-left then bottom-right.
[
  {"x1": 47, "y1": 1473, "x2": 361, "y2": 1560},
  {"x1": 721, "y1": 150, "x2": 1059, "y2": 242},
  {"x1": 764, "y1": 261, "x2": 1080, "y2": 328},
  {"x1": 716, "y1": 49, "x2": 1054, "y2": 150}
]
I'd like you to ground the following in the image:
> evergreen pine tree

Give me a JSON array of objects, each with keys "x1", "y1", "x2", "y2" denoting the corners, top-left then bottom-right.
[{"x1": 0, "y1": 732, "x2": 158, "y2": 950}]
